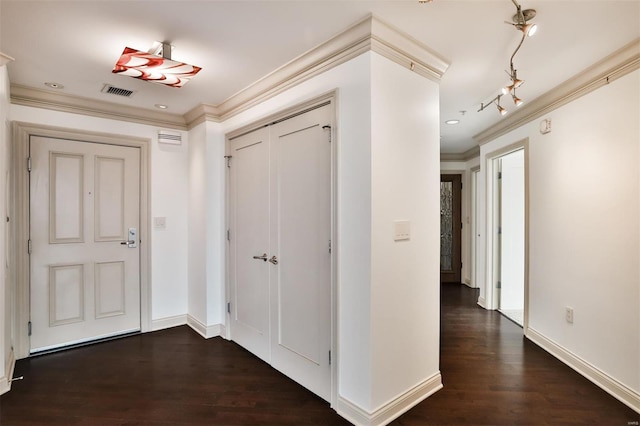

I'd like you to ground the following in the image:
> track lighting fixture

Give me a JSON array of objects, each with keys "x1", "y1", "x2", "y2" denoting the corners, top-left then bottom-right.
[
  {"x1": 478, "y1": 94, "x2": 508, "y2": 116},
  {"x1": 478, "y1": 0, "x2": 537, "y2": 115}
]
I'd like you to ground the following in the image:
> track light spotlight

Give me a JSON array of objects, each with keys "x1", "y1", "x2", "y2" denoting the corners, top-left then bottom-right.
[
  {"x1": 512, "y1": 94, "x2": 523, "y2": 107},
  {"x1": 478, "y1": 94, "x2": 509, "y2": 116}
]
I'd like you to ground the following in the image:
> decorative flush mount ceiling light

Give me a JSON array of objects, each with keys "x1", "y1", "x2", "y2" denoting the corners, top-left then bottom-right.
[
  {"x1": 112, "y1": 42, "x2": 201, "y2": 88},
  {"x1": 479, "y1": 0, "x2": 537, "y2": 115}
]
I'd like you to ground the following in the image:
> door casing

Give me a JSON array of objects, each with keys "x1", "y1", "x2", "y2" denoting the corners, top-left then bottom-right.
[
  {"x1": 224, "y1": 91, "x2": 338, "y2": 407},
  {"x1": 10, "y1": 122, "x2": 151, "y2": 359}
]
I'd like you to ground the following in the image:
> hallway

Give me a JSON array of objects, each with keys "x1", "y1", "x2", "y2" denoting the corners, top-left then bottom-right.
[
  {"x1": 0, "y1": 283, "x2": 637, "y2": 425},
  {"x1": 394, "y1": 283, "x2": 639, "y2": 424}
]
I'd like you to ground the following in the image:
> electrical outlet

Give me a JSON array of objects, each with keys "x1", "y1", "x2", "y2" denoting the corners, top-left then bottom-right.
[{"x1": 565, "y1": 307, "x2": 574, "y2": 324}]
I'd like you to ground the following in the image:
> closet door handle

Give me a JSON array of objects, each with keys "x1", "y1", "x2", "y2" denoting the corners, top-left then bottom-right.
[
  {"x1": 268, "y1": 255, "x2": 278, "y2": 265},
  {"x1": 252, "y1": 253, "x2": 268, "y2": 262}
]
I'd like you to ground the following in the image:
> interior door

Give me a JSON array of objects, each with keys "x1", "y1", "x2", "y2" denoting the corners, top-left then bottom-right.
[
  {"x1": 498, "y1": 150, "x2": 525, "y2": 325},
  {"x1": 29, "y1": 136, "x2": 141, "y2": 353},
  {"x1": 228, "y1": 127, "x2": 271, "y2": 361},
  {"x1": 228, "y1": 103, "x2": 332, "y2": 402},
  {"x1": 269, "y1": 105, "x2": 332, "y2": 401},
  {"x1": 440, "y1": 174, "x2": 462, "y2": 283}
]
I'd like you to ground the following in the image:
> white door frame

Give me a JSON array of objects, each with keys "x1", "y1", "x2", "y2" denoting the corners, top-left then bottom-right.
[
  {"x1": 471, "y1": 165, "x2": 480, "y2": 288},
  {"x1": 10, "y1": 122, "x2": 151, "y2": 359},
  {"x1": 224, "y1": 91, "x2": 338, "y2": 407},
  {"x1": 484, "y1": 139, "x2": 529, "y2": 332}
]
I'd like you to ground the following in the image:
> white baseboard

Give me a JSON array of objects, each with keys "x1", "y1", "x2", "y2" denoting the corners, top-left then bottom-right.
[
  {"x1": 187, "y1": 315, "x2": 225, "y2": 339},
  {"x1": 337, "y1": 372, "x2": 443, "y2": 426},
  {"x1": 527, "y1": 328, "x2": 640, "y2": 414},
  {"x1": 477, "y1": 296, "x2": 486, "y2": 309},
  {"x1": 151, "y1": 314, "x2": 187, "y2": 332},
  {"x1": 0, "y1": 349, "x2": 16, "y2": 396}
]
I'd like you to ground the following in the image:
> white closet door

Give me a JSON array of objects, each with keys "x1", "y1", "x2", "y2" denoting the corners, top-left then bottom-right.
[
  {"x1": 228, "y1": 127, "x2": 271, "y2": 362},
  {"x1": 227, "y1": 103, "x2": 332, "y2": 402},
  {"x1": 269, "y1": 104, "x2": 332, "y2": 401},
  {"x1": 30, "y1": 136, "x2": 141, "y2": 352}
]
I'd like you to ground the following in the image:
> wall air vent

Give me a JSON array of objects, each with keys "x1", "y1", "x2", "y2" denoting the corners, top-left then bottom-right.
[
  {"x1": 158, "y1": 130, "x2": 182, "y2": 145},
  {"x1": 101, "y1": 84, "x2": 136, "y2": 97}
]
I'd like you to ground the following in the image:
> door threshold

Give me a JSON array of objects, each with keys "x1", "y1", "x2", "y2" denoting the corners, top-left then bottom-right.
[{"x1": 29, "y1": 330, "x2": 141, "y2": 357}]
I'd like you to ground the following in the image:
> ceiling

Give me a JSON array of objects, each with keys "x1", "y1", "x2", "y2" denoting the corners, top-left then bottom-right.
[{"x1": 1, "y1": 1, "x2": 638, "y2": 154}]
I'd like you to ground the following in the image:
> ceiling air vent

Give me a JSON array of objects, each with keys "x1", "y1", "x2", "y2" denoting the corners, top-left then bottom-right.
[{"x1": 101, "y1": 84, "x2": 136, "y2": 97}]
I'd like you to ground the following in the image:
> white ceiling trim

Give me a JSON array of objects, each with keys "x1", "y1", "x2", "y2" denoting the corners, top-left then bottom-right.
[
  {"x1": 10, "y1": 15, "x2": 450, "y2": 131},
  {"x1": 475, "y1": 38, "x2": 640, "y2": 145}
]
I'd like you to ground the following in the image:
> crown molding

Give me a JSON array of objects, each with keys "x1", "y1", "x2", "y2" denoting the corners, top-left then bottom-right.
[
  {"x1": 184, "y1": 103, "x2": 222, "y2": 128},
  {"x1": 186, "y1": 14, "x2": 448, "y2": 126},
  {"x1": 9, "y1": 15, "x2": 448, "y2": 131},
  {"x1": 440, "y1": 145, "x2": 480, "y2": 162},
  {"x1": 0, "y1": 52, "x2": 15, "y2": 67},
  {"x1": 10, "y1": 84, "x2": 187, "y2": 130},
  {"x1": 475, "y1": 38, "x2": 640, "y2": 145}
]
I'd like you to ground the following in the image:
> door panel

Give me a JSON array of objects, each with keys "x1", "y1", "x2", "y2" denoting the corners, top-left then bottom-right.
[
  {"x1": 30, "y1": 136, "x2": 140, "y2": 352},
  {"x1": 270, "y1": 105, "x2": 331, "y2": 400},
  {"x1": 229, "y1": 127, "x2": 271, "y2": 361}
]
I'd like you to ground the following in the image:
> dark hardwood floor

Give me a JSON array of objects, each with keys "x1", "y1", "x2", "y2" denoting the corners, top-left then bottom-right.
[{"x1": 0, "y1": 283, "x2": 637, "y2": 425}]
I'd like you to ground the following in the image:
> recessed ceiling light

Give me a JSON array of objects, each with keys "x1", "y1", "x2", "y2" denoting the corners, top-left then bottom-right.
[
  {"x1": 155, "y1": 104, "x2": 168, "y2": 109},
  {"x1": 445, "y1": 119, "x2": 460, "y2": 125},
  {"x1": 44, "y1": 82, "x2": 64, "y2": 89}
]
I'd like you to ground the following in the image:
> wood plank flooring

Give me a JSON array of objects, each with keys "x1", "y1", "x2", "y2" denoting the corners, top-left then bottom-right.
[{"x1": 1, "y1": 283, "x2": 638, "y2": 425}]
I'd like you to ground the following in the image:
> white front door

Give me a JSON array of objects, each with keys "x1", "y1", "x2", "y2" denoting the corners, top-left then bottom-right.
[
  {"x1": 228, "y1": 103, "x2": 332, "y2": 401},
  {"x1": 29, "y1": 136, "x2": 141, "y2": 352}
]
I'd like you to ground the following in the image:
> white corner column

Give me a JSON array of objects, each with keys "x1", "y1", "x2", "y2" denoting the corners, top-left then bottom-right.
[{"x1": 187, "y1": 121, "x2": 227, "y2": 338}]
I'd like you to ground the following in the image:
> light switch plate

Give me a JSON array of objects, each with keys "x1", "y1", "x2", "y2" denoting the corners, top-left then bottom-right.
[
  {"x1": 154, "y1": 217, "x2": 166, "y2": 229},
  {"x1": 394, "y1": 220, "x2": 410, "y2": 241}
]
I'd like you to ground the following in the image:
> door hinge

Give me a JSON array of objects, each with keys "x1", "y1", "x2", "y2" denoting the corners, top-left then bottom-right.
[
  {"x1": 497, "y1": 281, "x2": 502, "y2": 289},
  {"x1": 28, "y1": 321, "x2": 32, "y2": 336},
  {"x1": 227, "y1": 302, "x2": 231, "y2": 314},
  {"x1": 224, "y1": 155, "x2": 232, "y2": 168},
  {"x1": 227, "y1": 229, "x2": 231, "y2": 241},
  {"x1": 328, "y1": 240, "x2": 331, "y2": 254},
  {"x1": 498, "y1": 171, "x2": 502, "y2": 179},
  {"x1": 498, "y1": 226, "x2": 502, "y2": 235},
  {"x1": 322, "y1": 125, "x2": 331, "y2": 143},
  {"x1": 27, "y1": 239, "x2": 32, "y2": 254},
  {"x1": 329, "y1": 350, "x2": 332, "y2": 365},
  {"x1": 27, "y1": 157, "x2": 32, "y2": 173}
]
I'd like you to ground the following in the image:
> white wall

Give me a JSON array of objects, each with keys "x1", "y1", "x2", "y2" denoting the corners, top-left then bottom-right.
[
  {"x1": 480, "y1": 69, "x2": 640, "y2": 396},
  {"x1": 8, "y1": 105, "x2": 190, "y2": 323},
  {"x1": 369, "y1": 53, "x2": 440, "y2": 410},
  {"x1": 187, "y1": 120, "x2": 226, "y2": 331},
  {"x1": 188, "y1": 122, "x2": 207, "y2": 324}
]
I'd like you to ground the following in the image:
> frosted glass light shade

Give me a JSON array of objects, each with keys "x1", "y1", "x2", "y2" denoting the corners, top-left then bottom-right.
[{"x1": 112, "y1": 47, "x2": 201, "y2": 88}]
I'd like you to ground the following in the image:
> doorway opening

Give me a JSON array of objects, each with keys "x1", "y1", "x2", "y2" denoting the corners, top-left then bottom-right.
[
  {"x1": 11, "y1": 122, "x2": 151, "y2": 359},
  {"x1": 440, "y1": 174, "x2": 462, "y2": 283},
  {"x1": 486, "y1": 142, "x2": 527, "y2": 329}
]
